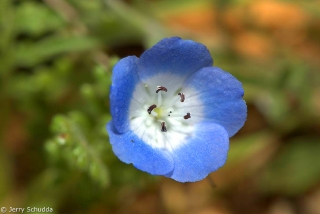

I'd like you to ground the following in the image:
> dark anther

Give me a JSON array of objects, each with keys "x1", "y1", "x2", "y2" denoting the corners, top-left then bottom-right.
[
  {"x1": 178, "y1": 92, "x2": 185, "y2": 102},
  {"x1": 156, "y1": 86, "x2": 168, "y2": 93},
  {"x1": 161, "y1": 122, "x2": 167, "y2": 132},
  {"x1": 183, "y1": 113, "x2": 191, "y2": 119},
  {"x1": 147, "y1": 104, "x2": 157, "y2": 114}
]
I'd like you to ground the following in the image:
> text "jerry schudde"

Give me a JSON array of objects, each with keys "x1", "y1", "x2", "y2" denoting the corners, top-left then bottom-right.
[{"x1": 1, "y1": 207, "x2": 53, "y2": 213}]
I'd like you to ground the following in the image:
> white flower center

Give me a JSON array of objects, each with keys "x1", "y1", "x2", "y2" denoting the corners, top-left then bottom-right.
[{"x1": 129, "y1": 74, "x2": 204, "y2": 152}]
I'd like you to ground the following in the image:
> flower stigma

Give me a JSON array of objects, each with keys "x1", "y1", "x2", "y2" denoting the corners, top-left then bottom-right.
[{"x1": 153, "y1": 106, "x2": 163, "y2": 118}]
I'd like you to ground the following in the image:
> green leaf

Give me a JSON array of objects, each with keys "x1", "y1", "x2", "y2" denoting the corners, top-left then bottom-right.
[
  {"x1": 15, "y1": 1, "x2": 65, "y2": 36},
  {"x1": 259, "y1": 137, "x2": 320, "y2": 196},
  {"x1": 46, "y1": 112, "x2": 110, "y2": 188},
  {"x1": 15, "y1": 35, "x2": 102, "y2": 67}
]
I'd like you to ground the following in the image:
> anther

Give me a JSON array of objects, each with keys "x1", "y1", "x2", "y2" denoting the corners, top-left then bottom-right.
[
  {"x1": 156, "y1": 86, "x2": 168, "y2": 93},
  {"x1": 161, "y1": 122, "x2": 167, "y2": 132},
  {"x1": 178, "y1": 92, "x2": 185, "y2": 102},
  {"x1": 183, "y1": 113, "x2": 191, "y2": 119},
  {"x1": 147, "y1": 104, "x2": 157, "y2": 114}
]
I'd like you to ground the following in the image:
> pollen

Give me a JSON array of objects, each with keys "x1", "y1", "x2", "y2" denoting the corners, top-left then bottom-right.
[{"x1": 154, "y1": 107, "x2": 163, "y2": 118}]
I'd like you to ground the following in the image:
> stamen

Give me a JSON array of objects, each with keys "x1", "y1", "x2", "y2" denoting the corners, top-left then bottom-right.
[
  {"x1": 147, "y1": 104, "x2": 157, "y2": 114},
  {"x1": 156, "y1": 86, "x2": 167, "y2": 93},
  {"x1": 161, "y1": 122, "x2": 167, "y2": 132},
  {"x1": 178, "y1": 92, "x2": 185, "y2": 102},
  {"x1": 158, "y1": 90, "x2": 162, "y2": 106},
  {"x1": 168, "y1": 111, "x2": 190, "y2": 118},
  {"x1": 184, "y1": 113, "x2": 191, "y2": 119},
  {"x1": 156, "y1": 86, "x2": 167, "y2": 106}
]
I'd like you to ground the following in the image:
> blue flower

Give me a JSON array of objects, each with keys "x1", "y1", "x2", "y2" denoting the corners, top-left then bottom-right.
[{"x1": 107, "y1": 37, "x2": 247, "y2": 182}]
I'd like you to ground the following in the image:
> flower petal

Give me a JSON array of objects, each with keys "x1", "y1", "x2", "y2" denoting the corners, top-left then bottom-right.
[
  {"x1": 183, "y1": 66, "x2": 247, "y2": 137},
  {"x1": 165, "y1": 123, "x2": 229, "y2": 182},
  {"x1": 137, "y1": 37, "x2": 213, "y2": 86},
  {"x1": 110, "y1": 56, "x2": 141, "y2": 134},
  {"x1": 107, "y1": 123, "x2": 174, "y2": 175}
]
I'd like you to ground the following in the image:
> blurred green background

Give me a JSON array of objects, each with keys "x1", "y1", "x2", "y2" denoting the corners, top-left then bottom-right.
[{"x1": 1, "y1": 0, "x2": 320, "y2": 213}]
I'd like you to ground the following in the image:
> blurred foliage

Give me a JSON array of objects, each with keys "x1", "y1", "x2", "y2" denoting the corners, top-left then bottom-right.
[{"x1": 1, "y1": 0, "x2": 320, "y2": 213}]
